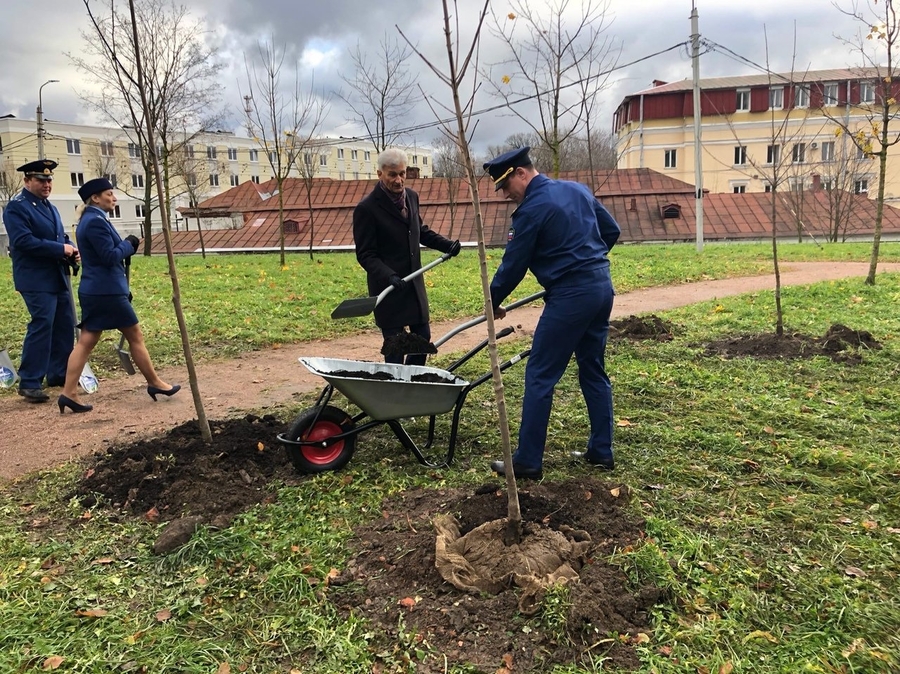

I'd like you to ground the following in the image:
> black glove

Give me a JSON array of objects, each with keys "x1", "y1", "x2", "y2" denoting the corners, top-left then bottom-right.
[
  {"x1": 125, "y1": 235, "x2": 141, "y2": 253},
  {"x1": 127, "y1": 292, "x2": 133, "y2": 304},
  {"x1": 389, "y1": 275, "x2": 407, "y2": 292},
  {"x1": 448, "y1": 240, "x2": 461, "y2": 257}
]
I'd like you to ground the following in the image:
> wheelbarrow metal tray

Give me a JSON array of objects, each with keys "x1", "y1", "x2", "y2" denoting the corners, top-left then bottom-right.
[{"x1": 300, "y1": 357, "x2": 469, "y2": 421}]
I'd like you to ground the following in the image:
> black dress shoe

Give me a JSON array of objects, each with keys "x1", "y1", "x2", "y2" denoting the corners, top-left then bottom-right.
[
  {"x1": 490, "y1": 460, "x2": 543, "y2": 480},
  {"x1": 18, "y1": 388, "x2": 50, "y2": 403},
  {"x1": 570, "y1": 451, "x2": 614, "y2": 471}
]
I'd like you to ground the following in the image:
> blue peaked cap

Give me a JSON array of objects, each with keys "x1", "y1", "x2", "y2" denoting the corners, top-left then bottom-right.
[{"x1": 483, "y1": 146, "x2": 532, "y2": 191}]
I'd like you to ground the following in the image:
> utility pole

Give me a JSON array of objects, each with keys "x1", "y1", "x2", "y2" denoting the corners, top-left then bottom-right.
[
  {"x1": 690, "y1": 3, "x2": 704, "y2": 252},
  {"x1": 37, "y1": 79, "x2": 60, "y2": 159}
]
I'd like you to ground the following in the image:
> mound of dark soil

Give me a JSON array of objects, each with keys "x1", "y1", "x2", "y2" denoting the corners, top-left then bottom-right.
[
  {"x1": 382, "y1": 332, "x2": 437, "y2": 358},
  {"x1": 703, "y1": 323, "x2": 882, "y2": 363},
  {"x1": 72, "y1": 414, "x2": 294, "y2": 524},
  {"x1": 329, "y1": 479, "x2": 662, "y2": 673},
  {"x1": 611, "y1": 315, "x2": 675, "y2": 341}
]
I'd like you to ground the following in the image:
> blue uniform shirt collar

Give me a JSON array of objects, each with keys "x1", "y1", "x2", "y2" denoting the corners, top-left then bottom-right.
[{"x1": 85, "y1": 204, "x2": 109, "y2": 219}]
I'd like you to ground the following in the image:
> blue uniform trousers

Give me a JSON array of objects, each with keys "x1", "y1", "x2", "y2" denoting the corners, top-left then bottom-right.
[
  {"x1": 513, "y1": 267, "x2": 614, "y2": 470},
  {"x1": 18, "y1": 290, "x2": 74, "y2": 389}
]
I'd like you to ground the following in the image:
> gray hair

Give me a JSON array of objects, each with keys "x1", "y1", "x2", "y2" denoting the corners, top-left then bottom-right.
[{"x1": 377, "y1": 148, "x2": 408, "y2": 171}]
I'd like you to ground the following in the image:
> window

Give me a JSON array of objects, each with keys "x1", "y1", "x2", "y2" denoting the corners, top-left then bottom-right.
[
  {"x1": 792, "y1": 143, "x2": 806, "y2": 163},
  {"x1": 769, "y1": 86, "x2": 784, "y2": 109},
  {"x1": 206, "y1": 145, "x2": 217, "y2": 159},
  {"x1": 251, "y1": 175, "x2": 260, "y2": 184},
  {"x1": 736, "y1": 88, "x2": 750, "y2": 111},
  {"x1": 209, "y1": 173, "x2": 219, "y2": 187},
  {"x1": 423, "y1": 156, "x2": 428, "y2": 166},
  {"x1": 789, "y1": 178, "x2": 804, "y2": 192},
  {"x1": 128, "y1": 143, "x2": 142, "y2": 159},
  {"x1": 857, "y1": 144, "x2": 869, "y2": 159},
  {"x1": 320, "y1": 154, "x2": 328, "y2": 166},
  {"x1": 364, "y1": 151, "x2": 371, "y2": 161},
  {"x1": 855, "y1": 179, "x2": 868, "y2": 194},
  {"x1": 824, "y1": 82, "x2": 839, "y2": 106},
  {"x1": 734, "y1": 146, "x2": 747, "y2": 166},
  {"x1": 131, "y1": 173, "x2": 144, "y2": 188},
  {"x1": 795, "y1": 84, "x2": 810, "y2": 108},
  {"x1": 822, "y1": 178, "x2": 834, "y2": 191},
  {"x1": 227, "y1": 147, "x2": 238, "y2": 160},
  {"x1": 821, "y1": 141, "x2": 835, "y2": 162},
  {"x1": 109, "y1": 205, "x2": 121, "y2": 219},
  {"x1": 351, "y1": 149, "x2": 358, "y2": 160},
  {"x1": 766, "y1": 144, "x2": 781, "y2": 164},
  {"x1": 268, "y1": 151, "x2": 276, "y2": 164},
  {"x1": 135, "y1": 204, "x2": 145, "y2": 218},
  {"x1": 102, "y1": 173, "x2": 117, "y2": 188},
  {"x1": 70, "y1": 172, "x2": 85, "y2": 187},
  {"x1": 186, "y1": 145, "x2": 195, "y2": 159},
  {"x1": 337, "y1": 148, "x2": 344, "y2": 159},
  {"x1": 339, "y1": 171, "x2": 346, "y2": 180},
  {"x1": 66, "y1": 139, "x2": 81, "y2": 155},
  {"x1": 100, "y1": 141, "x2": 114, "y2": 157},
  {"x1": 353, "y1": 171, "x2": 359, "y2": 179},
  {"x1": 732, "y1": 183, "x2": 747, "y2": 194},
  {"x1": 412, "y1": 155, "x2": 419, "y2": 166},
  {"x1": 664, "y1": 149, "x2": 677, "y2": 168},
  {"x1": 230, "y1": 174, "x2": 240, "y2": 187},
  {"x1": 187, "y1": 173, "x2": 197, "y2": 187},
  {"x1": 249, "y1": 149, "x2": 258, "y2": 162},
  {"x1": 860, "y1": 81, "x2": 875, "y2": 103}
]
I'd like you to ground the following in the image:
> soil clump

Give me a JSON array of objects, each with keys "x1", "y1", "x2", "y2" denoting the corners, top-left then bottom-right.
[{"x1": 703, "y1": 323, "x2": 882, "y2": 363}]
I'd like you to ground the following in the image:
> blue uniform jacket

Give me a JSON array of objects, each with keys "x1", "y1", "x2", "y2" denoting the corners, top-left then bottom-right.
[
  {"x1": 3, "y1": 188, "x2": 71, "y2": 292},
  {"x1": 75, "y1": 205, "x2": 133, "y2": 296},
  {"x1": 490, "y1": 174, "x2": 620, "y2": 309}
]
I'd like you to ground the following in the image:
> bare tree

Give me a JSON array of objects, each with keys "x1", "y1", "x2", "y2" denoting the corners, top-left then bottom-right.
[
  {"x1": 292, "y1": 132, "x2": 330, "y2": 261},
  {"x1": 0, "y1": 158, "x2": 23, "y2": 212},
  {"x1": 430, "y1": 133, "x2": 467, "y2": 239},
  {"x1": 826, "y1": 0, "x2": 900, "y2": 284},
  {"x1": 70, "y1": 0, "x2": 224, "y2": 254},
  {"x1": 486, "y1": 0, "x2": 617, "y2": 176},
  {"x1": 242, "y1": 42, "x2": 329, "y2": 267},
  {"x1": 168, "y1": 143, "x2": 229, "y2": 257},
  {"x1": 338, "y1": 33, "x2": 422, "y2": 153},
  {"x1": 487, "y1": 130, "x2": 617, "y2": 174}
]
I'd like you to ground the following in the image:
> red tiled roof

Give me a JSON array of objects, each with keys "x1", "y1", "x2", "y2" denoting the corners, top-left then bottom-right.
[{"x1": 154, "y1": 170, "x2": 900, "y2": 254}]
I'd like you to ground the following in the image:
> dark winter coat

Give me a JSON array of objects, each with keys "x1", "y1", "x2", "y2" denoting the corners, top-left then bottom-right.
[{"x1": 353, "y1": 184, "x2": 456, "y2": 329}]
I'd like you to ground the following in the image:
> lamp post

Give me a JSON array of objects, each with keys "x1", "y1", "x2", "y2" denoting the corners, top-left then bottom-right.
[{"x1": 37, "y1": 79, "x2": 60, "y2": 159}]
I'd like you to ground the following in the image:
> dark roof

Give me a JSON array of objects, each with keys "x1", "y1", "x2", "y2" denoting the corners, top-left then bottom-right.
[{"x1": 153, "y1": 170, "x2": 900, "y2": 254}]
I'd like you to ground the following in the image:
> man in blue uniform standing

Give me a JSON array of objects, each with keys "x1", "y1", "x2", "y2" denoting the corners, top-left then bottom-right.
[
  {"x1": 485, "y1": 147, "x2": 620, "y2": 480},
  {"x1": 3, "y1": 159, "x2": 79, "y2": 402}
]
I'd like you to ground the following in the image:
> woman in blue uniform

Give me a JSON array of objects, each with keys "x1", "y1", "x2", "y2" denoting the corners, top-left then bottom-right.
[{"x1": 57, "y1": 178, "x2": 180, "y2": 413}]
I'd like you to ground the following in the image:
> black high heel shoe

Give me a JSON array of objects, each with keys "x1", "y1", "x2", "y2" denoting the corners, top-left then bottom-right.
[
  {"x1": 147, "y1": 384, "x2": 181, "y2": 401},
  {"x1": 58, "y1": 394, "x2": 93, "y2": 414}
]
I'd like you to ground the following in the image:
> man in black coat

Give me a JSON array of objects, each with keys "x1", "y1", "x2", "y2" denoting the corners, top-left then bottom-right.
[{"x1": 353, "y1": 149, "x2": 460, "y2": 365}]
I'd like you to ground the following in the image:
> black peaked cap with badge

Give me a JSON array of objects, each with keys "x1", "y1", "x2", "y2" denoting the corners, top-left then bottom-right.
[
  {"x1": 483, "y1": 146, "x2": 532, "y2": 191},
  {"x1": 17, "y1": 159, "x2": 57, "y2": 179}
]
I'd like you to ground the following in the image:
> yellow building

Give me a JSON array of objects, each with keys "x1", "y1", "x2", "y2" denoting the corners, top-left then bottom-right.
[
  {"x1": 0, "y1": 115, "x2": 432, "y2": 236},
  {"x1": 613, "y1": 68, "x2": 897, "y2": 202}
]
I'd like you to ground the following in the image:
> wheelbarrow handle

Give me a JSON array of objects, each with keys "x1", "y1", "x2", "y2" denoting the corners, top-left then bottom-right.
[
  {"x1": 373, "y1": 252, "x2": 453, "y2": 308},
  {"x1": 433, "y1": 289, "x2": 546, "y2": 348}
]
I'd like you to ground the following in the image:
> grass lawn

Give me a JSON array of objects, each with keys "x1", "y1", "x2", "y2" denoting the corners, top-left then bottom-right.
[{"x1": 0, "y1": 242, "x2": 898, "y2": 672}]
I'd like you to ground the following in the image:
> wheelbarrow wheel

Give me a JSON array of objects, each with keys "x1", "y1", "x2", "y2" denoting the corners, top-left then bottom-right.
[{"x1": 285, "y1": 405, "x2": 356, "y2": 473}]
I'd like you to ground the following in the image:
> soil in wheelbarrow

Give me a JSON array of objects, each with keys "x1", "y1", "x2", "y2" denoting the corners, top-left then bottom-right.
[
  {"x1": 67, "y1": 418, "x2": 661, "y2": 671},
  {"x1": 331, "y1": 368, "x2": 458, "y2": 383}
]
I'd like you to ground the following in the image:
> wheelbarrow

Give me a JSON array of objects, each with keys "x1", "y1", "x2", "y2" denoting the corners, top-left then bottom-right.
[{"x1": 277, "y1": 291, "x2": 545, "y2": 473}]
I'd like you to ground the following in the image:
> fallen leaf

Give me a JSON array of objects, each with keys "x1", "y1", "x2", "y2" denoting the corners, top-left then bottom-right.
[
  {"x1": 609, "y1": 487, "x2": 621, "y2": 498},
  {"x1": 763, "y1": 426, "x2": 775, "y2": 435},
  {"x1": 216, "y1": 664, "x2": 231, "y2": 674},
  {"x1": 742, "y1": 630, "x2": 778, "y2": 644},
  {"x1": 145, "y1": 506, "x2": 159, "y2": 522},
  {"x1": 76, "y1": 608, "x2": 108, "y2": 618},
  {"x1": 81, "y1": 511, "x2": 92, "y2": 520},
  {"x1": 719, "y1": 662, "x2": 734, "y2": 674},
  {"x1": 257, "y1": 442, "x2": 265, "y2": 452},
  {"x1": 632, "y1": 632, "x2": 650, "y2": 644},
  {"x1": 502, "y1": 653, "x2": 514, "y2": 669},
  {"x1": 155, "y1": 609, "x2": 172, "y2": 622},
  {"x1": 92, "y1": 557, "x2": 115, "y2": 565},
  {"x1": 617, "y1": 419, "x2": 634, "y2": 427},
  {"x1": 658, "y1": 645, "x2": 673, "y2": 656},
  {"x1": 861, "y1": 520, "x2": 878, "y2": 530},
  {"x1": 844, "y1": 566, "x2": 867, "y2": 578},
  {"x1": 42, "y1": 656, "x2": 64, "y2": 670},
  {"x1": 645, "y1": 484, "x2": 665, "y2": 491},
  {"x1": 399, "y1": 597, "x2": 416, "y2": 609},
  {"x1": 836, "y1": 517, "x2": 853, "y2": 525},
  {"x1": 887, "y1": 527, "x2": 900, "y2": 534}
]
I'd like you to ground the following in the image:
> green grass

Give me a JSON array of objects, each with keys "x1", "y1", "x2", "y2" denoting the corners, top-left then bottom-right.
[{"x1": 1, "y1": 242, "x2": 899, "y2": 672}]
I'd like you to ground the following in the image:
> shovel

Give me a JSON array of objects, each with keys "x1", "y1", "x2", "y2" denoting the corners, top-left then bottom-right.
[
  {"x1": 331, "y1": 252, "x2": 452, "y2": 319},
  {"x1": 65, "y1": 262, "x2": 100, "y2": 394},
  {"x1": 0, "y1": 347, "x2": 19, "y2": 388},
  {"x1": 115, "y1": 258, "x2": 136, "y2": 375}
]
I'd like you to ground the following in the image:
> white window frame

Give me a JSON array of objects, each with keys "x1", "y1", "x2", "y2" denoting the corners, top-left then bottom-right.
[
  {"x1": 102, "y1": 173, "x2": 117, "y2": 188},
  {"x1": 736, "y1": 88, "x2": 750, "y2": 112},
  {"x1": 734, "y1": 146, "x2": 747, "y2": 166},
  {"x1": 66, "y1": 138, "x2": 81, "y2": 155},
  {"x1": 227, "y1": 147, "x2": 238, "y2": 161},
  {"x1": 731, "y1": 182, "x2": 748, "y2": 194},
  {"x1": 823, "y1": 83, "x2": 839, "y2": 106},
  {"x1": 319, "y1": 154, "x2": 328, "y2": 167},
  {"x1": 186, "y1": 145, "x2": 195, "y2": 159},
  {"x1": 187, "y1": 173, "x2": 197, "y2": 187},
  {"x1": 821, "y1": 141, "x2": 836, "y2": 162},
  {"x1": 423, "y1": 156, "x2": 428, "y2": 166},
  {"x1": 766, "y1": 144, "x2": 781, "y2": 164},
  {"x1": 337, "y1": 148, "x2": 344, "y2": 159},
  {"x1": 70, "y1": 172, "x2": 85, "y2": 187},
  {"x1": 206, "y1": 145, "x2": 217, "y2": 159},
  {"x1": 249, "y1": 149, "x2": 258, "y2": 162},
  {"x1": 351, "y1": 149, "x2": 358, "y2": 160},
  {"x1": 135, "y1": 204, "x2": 146, "y2": 218},
  {"x1": 792, "y1": 143, "x2": 806, "y2": 164},
  {"x1": 364, "y1": 151, "x2": 371, "y2": 161},
  {"x1": 209, "y1": 173, "x2": 219, "y2": 187},
  {"x1": 110, "y1": 205, "x2": 121, "y2": 219},
  {"x1": 860, "y1": 81, "x2": 875, "y2": 104},
  {"x1": 769, "y1": 86, "x2": 784, "y2": 110},
  {"x1": 128, "y1": 142, "x2": 142, "y2": 159},
  {"x1": 230, "y1": 174, "x2": 240, "y2": 187},
  {"x1": 100, "y1": 141, "x2": 114, "y2": 157},
  {"x1": 664, "y1": 149, "x2": 677, "y2": 169},
  {"x1": 251, "y1": 175, "x2": 260, "y2": 184},
  {"x1": 794, "y1": 84, "x2": 810, "y2": 108},
  {"x1": 855, "y1": 178, "x2": 869, "y2": 194},
  {"x1": 131, "y1": 173, "x2": 144, "y2": 188}
]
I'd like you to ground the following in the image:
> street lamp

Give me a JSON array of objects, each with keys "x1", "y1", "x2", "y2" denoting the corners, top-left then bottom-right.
[{"x1": 37, "y1": 79, "x2": 60, "y2": 159}]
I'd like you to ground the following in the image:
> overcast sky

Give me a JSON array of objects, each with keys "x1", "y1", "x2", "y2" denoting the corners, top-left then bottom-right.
[{"x1": 0, "y1": 0, "x2": 878, "y2": 156}]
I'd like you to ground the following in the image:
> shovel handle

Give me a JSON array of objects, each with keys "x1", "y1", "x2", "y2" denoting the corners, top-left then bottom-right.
[
  {"x1": 433, "y1": 290, "x2": 546, "y2": 348},
  {"x1": 373, "y1": 252, "x2": 453, "y2": 309}
]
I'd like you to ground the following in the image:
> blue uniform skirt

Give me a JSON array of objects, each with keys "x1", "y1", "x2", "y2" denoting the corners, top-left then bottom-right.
[{"x1": 78, "y1": 294, "x2": 139, "y2": 332}]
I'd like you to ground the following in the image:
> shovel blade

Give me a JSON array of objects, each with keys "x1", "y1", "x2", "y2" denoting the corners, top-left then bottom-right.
[
  {"x1": 117, "y1": 349, "x2": 136, "y2": 375},
  {"x1": 331, "y1": 296, "x2": 378, "y2": 319}
]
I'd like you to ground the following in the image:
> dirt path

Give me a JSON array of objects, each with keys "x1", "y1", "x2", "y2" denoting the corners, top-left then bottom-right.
[{"x1": 2, "y1": 261, "x2": 895, "y2": 482}]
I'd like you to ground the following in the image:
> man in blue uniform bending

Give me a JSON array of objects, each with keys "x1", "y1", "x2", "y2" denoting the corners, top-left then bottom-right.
[{"x1": 485, "y1": 147, "x2": 620, "y2": 480}]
